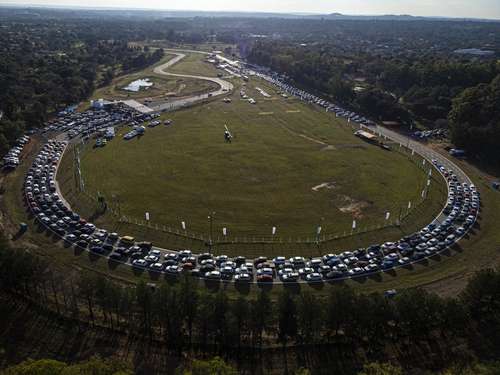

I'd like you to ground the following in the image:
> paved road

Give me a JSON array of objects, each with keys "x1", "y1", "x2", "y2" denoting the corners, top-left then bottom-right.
[
  {"x1": 373, "y1": 125, "x2": 471, "y2": 185},
  {"x1": 150, "y1": 51, "x2": 233, "y2": 112},
  {"x1": 366, "y1": 124, "x2": 472, "y2": 225}
]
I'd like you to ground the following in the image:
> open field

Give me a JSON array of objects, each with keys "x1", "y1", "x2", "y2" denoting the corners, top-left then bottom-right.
[
  {"x1": 58, "y1": 77, "x2": 446, "y2": 258},
  {"x1": 167, "y1": 50, "x2": 220, "y2": 77}
]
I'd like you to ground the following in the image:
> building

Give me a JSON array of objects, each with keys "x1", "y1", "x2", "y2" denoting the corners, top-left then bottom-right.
[{"x1": 355, "y1": 130, "x2": 377, "y2": 142}]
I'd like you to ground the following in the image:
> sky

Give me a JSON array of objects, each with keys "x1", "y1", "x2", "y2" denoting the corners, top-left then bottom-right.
[{"x1": 1, "y1": 0, "x2": 500, "y2": 19}]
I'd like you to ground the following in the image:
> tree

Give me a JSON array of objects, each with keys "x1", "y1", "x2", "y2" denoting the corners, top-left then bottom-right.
[
  {"x1": 251, "y1": 290, "x2": 272, "y2": 349},
  {"x1": 358, "y1": 362, "x2": 403, "y2": 375},
  {"x1": 185, "y1": 357, "x2": 237, "y2": 375},
  {"x1": 231, "y1": 296, "x2": 250, "y2": 349},
  {"x1": 212, "y1": 290, "x2": 229, "y2": 347},
  {"x1": 2, "y1": 357, "x2": 133, "y2": 375},
  {"x1": 394, "y1": 288, "x2": 445, "y2": 340},
  {"x1": 77, "y1": 272, "x2": 97, "y2": 323},
  {"x1": 277, "y1": 291, "x2": 298, "y2": 348},
  {"x1": 2, "y1": 359, "x2": 66, "y2": 375},
  {"x1": 326, "y1": 287, "x2": 357, "y2": 340},
  {"x1": 179, "y1": 274, "x2": 199, "y2": 346},
  {"x1": 102, "y1": 68, "x2": 114, "y2": 86},
  {"x1": 328, "y1": 74, "x2": 354, "y2": 103},
  {"x1": 449, "y1": 75, "x2": 500, "y2": 163},
  {"x1": 135, "y1": 280, "x2": 153, "y2": 335},
  {"x1": 460, "y1": 269, "x2": 500, "y2": 353},
  {"x1": 297, "y1": 292, "x2": 322, "y2": 345}
]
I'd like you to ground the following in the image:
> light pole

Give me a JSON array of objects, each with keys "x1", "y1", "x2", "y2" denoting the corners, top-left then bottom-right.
[
  {"x1": 208, "y1": 211, "x2": 215, "y2": 250},
  {"x1": 316, "y1": 217, "x2": 324, "y2": 249}
]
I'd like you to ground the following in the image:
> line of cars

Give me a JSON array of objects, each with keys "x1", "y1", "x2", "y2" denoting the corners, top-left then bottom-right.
[
  {"x1": 24, "y1": 140, "x2": 143, "y2": 260},
  {"x1": 26, "y1": 123, "x2": 479, "y2": 285},
  {"x1": 2, "y1": 136, "x2": 30, "y2": 170},
  {"x1": 249, "y1": 69, "x2": 374, "y2": 126},
  {"x1": 24, "y1": 138, "x2": 479, "y2": 285},
  {"x1": 124, "y1": 116, "x2": 173, "y2": 139}
]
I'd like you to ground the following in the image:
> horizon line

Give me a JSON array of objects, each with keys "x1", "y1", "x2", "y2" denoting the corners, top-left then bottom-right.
[{"x1": 0, "y1": 2, "x2": 499, "y2": 21}]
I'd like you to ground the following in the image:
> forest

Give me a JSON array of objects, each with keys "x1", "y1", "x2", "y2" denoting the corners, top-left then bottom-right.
[
  {"x1": 2, "y1": 234, "x2": 500, "y2": 373},
  {"x1": 0, "y1": 18, "x2": 165, "y2": 157}
]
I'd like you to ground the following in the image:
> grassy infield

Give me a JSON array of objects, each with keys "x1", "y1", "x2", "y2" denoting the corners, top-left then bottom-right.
[
  {"x1": 90, "y1": 53, "x2": 218, "y2": 104},
  {"x1": 59, "y1": 71, "x2": 445, "y2": 253},
  {"x1": 2, "y1": 50, "x2": 499, "y2": 297}
]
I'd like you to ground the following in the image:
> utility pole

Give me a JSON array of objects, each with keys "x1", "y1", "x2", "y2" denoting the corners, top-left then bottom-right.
[{"x1": 208, "y1": 211, "x2": 215, "y2": 250}]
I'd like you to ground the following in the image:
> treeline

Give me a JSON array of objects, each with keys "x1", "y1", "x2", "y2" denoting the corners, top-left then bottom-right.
[
  {"x1": 4, "y1": 357, "x2": 500, "y2": 375},
  {"x1": 0, "y1": 21, "x2": 164, "y2": 157},
  {"x1": 449, "y1": 75, "x2": 500, "y2": 164},
  {"x1": 0, "y1": 356, "x2": 238, "y2": 375},
  {"x1": 2, "y1": 236, "x2": 500, "y2": 373},
  {"x1": 0, "y1": 357, "x2": 132, "y2": 375},
  {"x1": 247, "y1": 40, "x2": 500, "y2": 163}
]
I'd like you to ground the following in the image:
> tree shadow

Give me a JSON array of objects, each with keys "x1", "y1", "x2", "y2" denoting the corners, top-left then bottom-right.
[
  {"x1": 132, "y1": 266, "x2": 145, "y2": 277},
  {"x1": 283, "y1": 282, "x2": 302, "y2": 294},
  {"x1": 87, "y1": 251, "x2": 102, "y2": 263},
  {"x1": 256, "y1": 281, "x2": 273, "y2": 292},
  {"x1": 368, "y1": 273, "x2": 383, "y2": 282},
  {"x1": 234, "y1": 282, "x2": 251, "y2": 296},
  {"x1": 451, "y1": 243, "x2": 463, "y2": 253},
  {"x1": 326, "y1": 279, "x2": 346, "y2": 286},
  {"x1": 439, "y1": 248, "x2": 452, "y2": 257},
  {"x1": 383, "y1": 268, "x2": 398, "y2": 277},
  {"x1": 73, "y1": 245, "x2": 85, "y2": 256},
  {"x1": 204, "y1": 279, "x2": 221, "y2": 292},
  {"x1": 416, "y1": 258, "x2": 430, "y2": 267},
  {"x1": 350, "y1": 275, "x2": 368, "y2": 284},
  {"x1": 148, "y1": 270, "x2": 161, "y2": 281},
  {"x1": 306, "y1": 281, "x2": 324, "y2": 291},
  {"x1": 402, "y1": 263, "x2": 414, "y2": 271},
  {"x1": 164, "y1": 275, "x2": 178, "y2": 287},
  {"x1": 107, "y1": 258, "x2": 123, "y2": 271}
]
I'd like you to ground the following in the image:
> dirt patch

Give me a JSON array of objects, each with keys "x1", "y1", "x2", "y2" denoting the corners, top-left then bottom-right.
[
  {"x1": 312, "y1": 182, "x2": 336, "y2": 192},
  {"x1": 176, "y1": 83, "x2": 187, "y2": 94},
  {"x1": 336, "y1": 194, "x2": 371, "y2": 219},
  {"x1": 336, "y1": 144, "x2": 366, "y2": 149},
  {"x1": 320, "y1": 145, "x2": 336, "y2": 151}
]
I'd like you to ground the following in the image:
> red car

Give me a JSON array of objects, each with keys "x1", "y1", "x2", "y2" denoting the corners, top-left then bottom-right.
[{"x1": 256, "y1": 274, "x2": 273, "y2": 283}]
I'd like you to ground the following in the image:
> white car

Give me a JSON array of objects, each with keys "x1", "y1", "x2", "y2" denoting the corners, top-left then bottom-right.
[
  {"x1": 165, "y1": 265, "x2": 181, "y2": 274},
  {"x1": 235, "y1": 273, "x2": 252, "y2": 282},
  {"x1": 204, "y1": 270, "x2": 221, "y2": 280},
  {"x1": 305, "y1": 273, "x2": 323, "y2": 282},
  {"x1": 132, "y1": 259, "x2": 147, "y2": 268},
  {"x1": 150, "y1": 263, "x2": 164, "y2": 272}
]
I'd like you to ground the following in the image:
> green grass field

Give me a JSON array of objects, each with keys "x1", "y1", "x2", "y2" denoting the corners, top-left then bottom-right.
[
  {"x1": 167, "y1": 51, "x2": 220, "y2": 77},
  {"x1": 58, "y1": 77, "x2": 446, "y2": 257}
]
